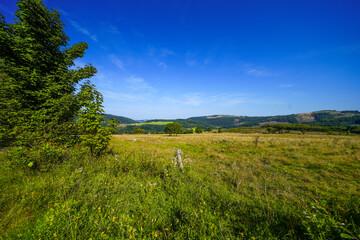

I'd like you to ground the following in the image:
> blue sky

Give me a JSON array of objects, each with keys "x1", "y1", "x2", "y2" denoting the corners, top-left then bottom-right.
[{"x1": 1, "y1": 0, "x2": 360, "y2": 119}]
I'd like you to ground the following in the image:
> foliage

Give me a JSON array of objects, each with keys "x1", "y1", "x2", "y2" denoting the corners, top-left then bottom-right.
[
  {"x1": 144, "y1": 119, "x2": 213, "y2": 129},
  {"x1": 132, "y1": 127, "x2": 146, "y2": 134},
  {"x1": 185, "y1": 128, "x2": 194, "y2": 134},
  {"x1": 105, "y1": 118, "x2": 120, "y2": 134},
  {"x1": 164, "y1": 122, "x2": 183, "y2": 136},
  {"x1": 195, "y1": 126, "x2": 203, "y2": 133},
  {"x1": 0, "y1": 0, "x2": 99, "y2": 148},
  {"x1": 303, "y1": 200, "x2": 360, "y2": 239},
  {"x1": 76, "y1": 83, "x2": 110, "y2": 156},
  {"x1": 263, "y1": 124, "x2": 360, "y2": 134},
  {"x1": 135, "y1": 121, "x2": 173, "y2": 126},
  {"x1": 218, "y1": 127, "x2": 222, "y2": 133}
]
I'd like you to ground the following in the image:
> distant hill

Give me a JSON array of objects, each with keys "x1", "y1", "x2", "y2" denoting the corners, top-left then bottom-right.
[
  {"x1": 103, "y1": 114, "x2": 137, "y2": 124},
  {"x1": 105, "y1": 110, "x2": 360, "y2": 133},
  {"x1": 189, "y1": 110, "x2": 360, "y2": 129},
  {"x1": 115, "y1": 118, "x2": 213, "y2": 133}
]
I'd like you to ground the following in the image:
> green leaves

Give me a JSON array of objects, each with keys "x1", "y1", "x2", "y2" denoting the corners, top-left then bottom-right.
[
  {"x1": 165, "y1": 122, "x2": 183, "y2": 136},
  {"x1": 0, "y1": 0, "x2": 105, "y2": 150},
  {"x1": 77, "y1": 84, "x2": 110, "y2": 156}
]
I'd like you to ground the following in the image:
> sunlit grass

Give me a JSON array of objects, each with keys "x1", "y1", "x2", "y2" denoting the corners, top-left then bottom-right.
[{"x1": 1, "y1": 133, "x2": 359, "y2": 239}]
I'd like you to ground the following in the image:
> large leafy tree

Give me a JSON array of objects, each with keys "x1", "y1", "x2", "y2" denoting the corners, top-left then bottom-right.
[
  {"x1": 164, "y1": 122, "x2": 183, "y2": 136},
  {"x1": 0, "y1": 0, "x2": 101, "y2": 147}
]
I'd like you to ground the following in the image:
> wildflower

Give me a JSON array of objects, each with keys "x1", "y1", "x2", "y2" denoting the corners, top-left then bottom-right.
[{"x1": 53, "y1": 232, "x2": 57, "y2": 237}]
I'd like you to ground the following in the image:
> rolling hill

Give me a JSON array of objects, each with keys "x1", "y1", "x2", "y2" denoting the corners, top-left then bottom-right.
[
  {"x1": 103, "y1": 114, "x2": 138, "y2": 124},
  {"x1": 105, "y1": 110, "x2": 360, "y2": 133},
  {"x1": 189, "y1": 110, "x2": 360, "y2": 129}
]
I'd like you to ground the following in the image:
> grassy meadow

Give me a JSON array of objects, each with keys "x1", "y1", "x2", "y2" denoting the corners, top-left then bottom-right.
[
  {"x1": 133, "y1": 122, "x2": 173, "y2": 126},
  {"x1": 1, "y1": 133, "x2": 360, "y2": 239}
]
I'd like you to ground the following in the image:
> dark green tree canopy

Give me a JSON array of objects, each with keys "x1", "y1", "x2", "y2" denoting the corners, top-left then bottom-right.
[
  {"x1": 195, "y1": 126, "x2": 203, "y2": 134},
  {"x1": 164, "y1": 122, "x2": 183, "y2": 136},
  {"x1": 0, "y1": 0, "x2": 99, "y2": 146}
]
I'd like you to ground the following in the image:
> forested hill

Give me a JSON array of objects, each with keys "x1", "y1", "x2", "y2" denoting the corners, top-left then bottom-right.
[
  {"x1": 105, "y1": 110, "x2": 360, "y2": 131},
  {"x1": 103, "y1": 114, "x2": 137, "y2": 124},
  {"x1": 188, "y1": 110, "x2": 360, "y2": 128}
]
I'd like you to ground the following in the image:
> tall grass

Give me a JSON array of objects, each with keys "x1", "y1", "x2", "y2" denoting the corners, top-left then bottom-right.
[{"x1": 1, "y1": 133, "x2": 359, "y2": 239}]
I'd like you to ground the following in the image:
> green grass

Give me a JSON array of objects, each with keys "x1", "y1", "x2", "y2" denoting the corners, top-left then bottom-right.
[
  {"x1": 132, "y1": 121, "x2": 173, "y2": 126},
  {"x1": 1, "y1": 133, "x2": 360, "y2": 239}
]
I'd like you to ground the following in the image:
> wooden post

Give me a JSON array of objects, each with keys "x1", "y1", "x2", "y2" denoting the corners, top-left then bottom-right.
[{"x1": 176, "y1": 149, "x2": 184, "y2": 171}]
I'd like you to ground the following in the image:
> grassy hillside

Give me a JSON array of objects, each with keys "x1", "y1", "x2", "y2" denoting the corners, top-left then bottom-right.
[
  {"x1": 103, "y1": 114, "x2": 138, "y2": 124},
  {"x1": 1, "y1": 133, "x2": 360, "y2": 239},
  {"x1": 189, "y1": 110, "x2": 360, "y2": 129}
]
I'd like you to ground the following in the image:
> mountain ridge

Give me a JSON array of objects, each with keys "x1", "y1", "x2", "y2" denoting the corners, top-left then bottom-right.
[{"x1": 105, "y1": 110, "x2": 360, "y2": 130}]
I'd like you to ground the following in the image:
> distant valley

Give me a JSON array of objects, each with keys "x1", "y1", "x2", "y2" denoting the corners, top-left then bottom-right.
[{"x1": 104, "y1": 110, "x2": 360, "y2": 133}]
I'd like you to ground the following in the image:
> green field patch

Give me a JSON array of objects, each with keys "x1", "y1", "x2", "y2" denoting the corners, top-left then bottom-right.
[{"x1": 133, "y1": 121, "x2": 173, "y2": 126}]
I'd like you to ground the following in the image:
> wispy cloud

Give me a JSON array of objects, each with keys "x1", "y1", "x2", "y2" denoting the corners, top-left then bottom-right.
[
  {"x1": 246, "y1": 68, "x2": 273, "y2": 77},
  {"x1": 125, "y1": 76, "x2": 155, "y2": 93},
  {"x1": 110, "y1": 55, "x2": 124, "y2": 70},
  {"x1": 186, "y1": 60, "x2": 198, "y2": 67},
  {"x1": 289, "y1": 42, "x2": 360, "y2": 59},
  {"x1": 57, "y1": 8, "x2": 69, "y2": 16},
  {"x1": 158, "y1": 62, "x2": 168, "y2": 69},
  {"x1": 278, "y1": 84, "x2": 293, "y2": 88},
  {"x1": 250, "y1": 99, "x2": 284, "y2": 105},
  {"x1": 102, "y1": 90, "x2": 148, "y2": 102},
  {"x1": 203, "y1": 58, "x2": 211, "y2": 65},
  {"x1": 70, "y1": 20, "x2": 97, "y2": 42},
  {"x1": 147, "y1": 47, "x2": 176, "y2": 58},
  {"x1": 164, "y1": 93, "x2": 245, "y2": 108},
  {"x1": 107, "y1": 25, "x2": 120, "y2": 35},
  {"x1": 160, "y1": 49, "x2": 176, "y2": 57}
]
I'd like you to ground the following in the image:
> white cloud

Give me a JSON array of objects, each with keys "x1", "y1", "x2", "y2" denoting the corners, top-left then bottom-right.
[
  {"x1": 102, "y1": 90, "x2": 148, "y2": 102},
  {"x1": 160, "y1": 49, "x2": 176, "y2": 57},
  {"x1": 158, "y1": 62, "x2": 168, "y2": 69},
  {"x1": 107, "y1": 25, "x2": 120, "y2": 35},
  {"x1": 125, "y1": 76, "x2": 155, "y2": 93},
  {"x1": 57, "y1": 8, "x2": 69, "y2": 16},
  {"x1": 70, "y1": 20, "x2": 97, "y2": 42},
  {"x1": 110, "y1": 55, "x2": 124, "y2": 70},
  {"x1": 246, "y1": 68, "x2": 273, "y2": 77},
  {"x1": 164, "y1": 93, "x2": 245, "y2": 108}
]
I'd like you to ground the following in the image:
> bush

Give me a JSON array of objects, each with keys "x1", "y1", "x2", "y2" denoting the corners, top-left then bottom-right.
[{"x1": 195, "y1": 126, "x2": 203, "y2": 133}]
